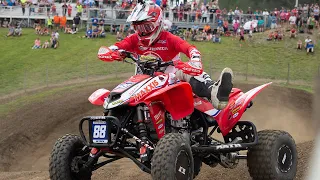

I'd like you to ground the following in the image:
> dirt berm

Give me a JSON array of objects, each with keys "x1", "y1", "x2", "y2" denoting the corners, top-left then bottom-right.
[{"x1": 0, "y1": 82, "x2": 316, "y2": 180}]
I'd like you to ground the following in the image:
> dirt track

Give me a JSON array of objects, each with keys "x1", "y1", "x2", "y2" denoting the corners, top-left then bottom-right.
[{"x1": 0, "y1": 82, "x2": 316, "y2": 180}]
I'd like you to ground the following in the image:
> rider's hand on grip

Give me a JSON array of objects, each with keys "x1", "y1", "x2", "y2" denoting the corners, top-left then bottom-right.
[
  {"x1": 97, "y1": 46, "x2": 124, "y2": 62},
  {"x1": 174, "y1": 60, "x2": 203, "y2": 76}
]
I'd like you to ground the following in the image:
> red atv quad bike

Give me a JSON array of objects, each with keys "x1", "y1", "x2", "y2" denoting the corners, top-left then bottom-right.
[{"x1": 49, "y1": 51, "x2": 298, "y2": 180}]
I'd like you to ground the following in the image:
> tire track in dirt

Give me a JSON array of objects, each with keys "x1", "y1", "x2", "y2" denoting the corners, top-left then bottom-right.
[{"x1": 0, "y1": 82, "x2": 315, "y2": 179}]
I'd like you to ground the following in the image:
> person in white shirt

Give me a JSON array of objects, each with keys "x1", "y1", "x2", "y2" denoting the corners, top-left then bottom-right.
[
  {"x1": 304, "y1": 36, "x2": 312, "y2": 49},
  {"x1": 262, "y1": 9, "x2": 269, "y2": 16},
  {"x1": 289, "y1": 14, "x2": 297, "y2": 28},
  {"x1": 55, "y1": 31, "x2": 59, "y2": 40},
  {"x1": 234, "y1": 7, "x2": 240, "y2": 16}
]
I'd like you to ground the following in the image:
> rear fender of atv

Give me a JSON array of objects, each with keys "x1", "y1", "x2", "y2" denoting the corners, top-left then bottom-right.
[{"x1": 217, "y1": 82, "x2": 272, "y2": 136}]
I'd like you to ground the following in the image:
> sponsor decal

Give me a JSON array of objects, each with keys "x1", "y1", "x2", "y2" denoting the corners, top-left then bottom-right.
[
  {"x1": 114, "y1": 81, "x2": 134, "y2": 90},
  {"x1": 158, "y1": 124, "x2": 163, "y2": 129},
  {"x1": 91, "y1": 116, "x2": 107, "y2": 120},
  {"x1": 139, "y1": 47, "x2": 168, "y2": 51},
  {"x1": 111, "y1": 99, "x2": 123, "y2": 105},
  {"x1": 133, "y1": 80, "x2": 160, "y2": 102},
  {"x1": 156, "y1": 118, "x2": 163, "y2": 125},
  {"x1": 154, "y1": 110, "x2": 162, "y2": 120},
  {"x1": 194, "y1": 101, "x2": 202, "y2": 106},
  {"x1": 231, "y1": 105, "x2": 241, "y2": 115},
  {"x1": 159, "y1": 128, "x2": 165, "y2": 134},
  {"x1": 157, "y1": 40, "x2": 167, "y2": 44},
  {"x1": 216, "y1": 144, "x2": 242, "y2": 150},
  {"x1": 232, "y1": 112, "x2": 239, "y2": 119}
]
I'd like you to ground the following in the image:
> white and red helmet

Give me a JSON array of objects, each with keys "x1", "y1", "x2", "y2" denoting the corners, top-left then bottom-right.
[{"x1": 127, "y1": 1, "x2": 163, "y2": 46}]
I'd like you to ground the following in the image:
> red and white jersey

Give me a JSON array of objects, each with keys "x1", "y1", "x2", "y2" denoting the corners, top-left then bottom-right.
[{"x1": 114, "y1": 31, "x2": 198, "y2": 62}]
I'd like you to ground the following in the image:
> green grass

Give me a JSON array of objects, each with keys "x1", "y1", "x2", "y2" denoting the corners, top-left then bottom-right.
[{"x1": 1, "y1": 28, "x2": 319, "y2": 96}]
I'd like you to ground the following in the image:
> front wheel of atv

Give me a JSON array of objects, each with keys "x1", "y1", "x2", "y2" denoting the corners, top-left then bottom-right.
[
  {"x1": 151, "y1": 133, "x2": 194, "y2": 180},
  {"x1": 49, "y1": 134, "x2": 92, "y2": 180},
  {"x1": 247, "y1": 130, "x2": 297, "y2": 180}
]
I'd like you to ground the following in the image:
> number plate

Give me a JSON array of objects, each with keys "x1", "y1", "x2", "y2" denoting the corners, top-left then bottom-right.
[{"x1": 91, "y1": 121, "x2": 109, "y2": 144}]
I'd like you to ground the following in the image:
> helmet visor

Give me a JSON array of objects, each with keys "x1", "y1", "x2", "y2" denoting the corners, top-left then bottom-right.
[{"x1": 133, "y1": 21, "x2": 156, "y2": 36}]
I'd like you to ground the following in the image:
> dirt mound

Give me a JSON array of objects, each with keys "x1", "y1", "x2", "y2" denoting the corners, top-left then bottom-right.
[{"x1": 0, "y1": 82, "x2": 316, "y2": 179}]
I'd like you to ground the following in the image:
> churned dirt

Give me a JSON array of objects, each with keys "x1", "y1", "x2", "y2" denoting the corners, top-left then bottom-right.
[{"x1": 0, "y1": 82, "x2": 316, "y2": 180}]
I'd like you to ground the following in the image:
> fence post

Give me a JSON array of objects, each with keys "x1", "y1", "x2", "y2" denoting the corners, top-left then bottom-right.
[
  {"x1": 209, "y1": 59, "x2": 212, "y2": 78},
  {"x1": 287, "y1": 63, "x2": 290, "y2": 84},
  {"x1": 46, "y1": 62, "x2": 48, "y2": 87},
  {"x1": 23, "y1": 69, "x2": 27, "y2": 93},
  {"x1": 246, "y1": 61, "x2": 248, "y2": 81},
  {"x1": 86, "y1": 56, "x2": 88, "y2": 82}
]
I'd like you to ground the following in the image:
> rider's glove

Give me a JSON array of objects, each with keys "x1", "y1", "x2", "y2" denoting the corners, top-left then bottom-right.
[
  {"x1": 174, "y1": 48, "x2": 203, "y2": 76},
  {"x1": 97, "y1": 46, "x2": 125, "y2": 62}
]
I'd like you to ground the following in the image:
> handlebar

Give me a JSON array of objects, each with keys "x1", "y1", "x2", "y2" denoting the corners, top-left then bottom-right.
[{"x1": 120, "y1": 50, "x2": 174, "y2": 76}]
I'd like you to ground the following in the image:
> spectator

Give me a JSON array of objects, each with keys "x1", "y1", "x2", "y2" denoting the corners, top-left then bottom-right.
[
  {"x1": 46, "y1": 15, "x2": 53, "y2": 30},
  {"x1": 267, "y1": 31, "x2": 274, "y2": 41},
  {"x1": 239, "y1": 27, "x2": 245, "y2": 41},
  {"x1": 54, "y1": 31, "x2": 59, "y2": 40},
  {"x1": 21, "y1": 1, "x2": 26, "y2": 16},
  {"x1": 71, "y1": 24, "x2": 78, "y2": 34},
  {"x1": 297, "y1": 39, "x2": 302, "y2": 49},
  {"x1": 73, "y1": 14, "x2": 81, "y2": 29},
  {"x1": 60, "y1": 15, "x2": 67, "y2": 32},
  {"x1": 14, "y1": 25, "x2": 22, "y2": 36},
  {"x1": 2, "y1": 18, "x2": 9, "y2": 28},
  {"x1": 35, "y1": 24, "x2": 41, "y2": 34},
  {"x1": 280, "y1": 9, "x2": 286, "y2": 25},
  {"x1": 307, "y1": 15, "x2": 315, "y2": 34},
  {"x1": 62, "y1": 2, "x2": 67, "y2": 16},
  {"x1": 76, "y1": 2, "x2": 83, "y2": 16},
  {"x1": 52, "y1": 4, "x2": 57, "y2": 15},
  {"x1": 233, "y1": 17, "x2": 240, "y2": 36},
  {"x1": 92, "y1": 26, "x2": 99, "y2": 38},
  {"x1": 290, "y1": 28, "x2": 297, "y2": 38},
  {"x1": 32, "y1": 37, "x2": 41, "y2": 49},
  {"x1": 314, "y1": 4, "x2": 319, "y2": 23},
  {"x1": 223, "y1": 19, "x2": 229, "y2": 33},
  {"x1": 257, "y1": 16, "x2": 264, "y2": 32},
  {"x1": 53, "y1": 13, "x2": 60, "y2": 31},
  {"x1": 50, "y1": 36, "x2": 59, "y2": 49},
  {"x1": 263, "y1": 9, "x2": 269, "y2": 16},
  {"x1": 202, "y1": 9, "x2": 209, "y2": 23},
  {"x1": 203, "y1": 23, "x2": 211, "y2": 34},
  {"x1": 91, "y1": 16, "x2": 99, "y2": 29},
  {"x1": 271, "y1": 13, "x2": 278, "y2": 29},
  {"x1": 289, "y1": 13, "x2": 297, "y2": 28},
  {"x1": 5, "y1": 25, "x2": 14, "y2": 37},
  {"x1": 67, "y1": 4, "x2": 72, "y2": 17},
  {"x1": 42, "y1": 40, "x2": 49, "y2": 49},
  {"x1": 85, "y1": 27, "x2": 93, "y2": 38},
  {"x1": 306, "y1": 40, "x2": 314, "y2": 54},
  {"x1": 304, "y1": 36, "x2": 312, "y2": 48}
]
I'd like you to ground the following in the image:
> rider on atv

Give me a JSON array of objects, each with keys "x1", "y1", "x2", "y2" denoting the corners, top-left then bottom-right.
[{"x1": 98, "y1": 1, "x2": 233, "y2": 110}]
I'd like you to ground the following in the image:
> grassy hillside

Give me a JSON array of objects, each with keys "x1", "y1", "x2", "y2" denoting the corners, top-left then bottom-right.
[
  {"x1": 219, "y1": 0, "x2": 320, "y2": 10},
  {"x1": 0, "y1": 28, "x2": 319, "y2": 96}
]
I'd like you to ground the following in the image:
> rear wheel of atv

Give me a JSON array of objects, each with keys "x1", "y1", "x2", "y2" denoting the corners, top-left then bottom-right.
[
  {"x1": 247, "y1": 130, "x2": 297, "y2": 180},
  {"x1": 49, "y1": 134, "x2": 92, "y2": 180},
  {"x1": 151, "y1": 133, "x2": 194, "y2": 180}
]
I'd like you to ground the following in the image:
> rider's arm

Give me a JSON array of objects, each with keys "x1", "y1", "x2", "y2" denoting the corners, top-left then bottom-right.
[
  {"x1": 168, "y1": 32, "x2": 203, "y2": 76},
  {"x1": 98, "y1": 34, "x2": 138, "y2": 62}
]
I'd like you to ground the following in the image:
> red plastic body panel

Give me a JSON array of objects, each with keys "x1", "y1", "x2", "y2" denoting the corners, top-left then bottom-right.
[
  {"x1": 143, "y1": 82, "x2": 194, "y2": 120},
  {"x1": 215, "y1": 82, "x2": 272, "y2": 136},
  {"x1": 88, "y1": 88, "x2": 110, "y2": 106},
  {"x1": 111, "y1": 74, "x2": 151, "y2": 93},
  {"x1": 148, "y1": 102, "x2": 166, "y2": 139}
]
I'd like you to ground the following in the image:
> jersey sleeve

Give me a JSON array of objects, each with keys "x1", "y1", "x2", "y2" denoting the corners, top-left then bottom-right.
[{"x1": 114, "y1": 34, "x2": 138, "y2": 51}]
